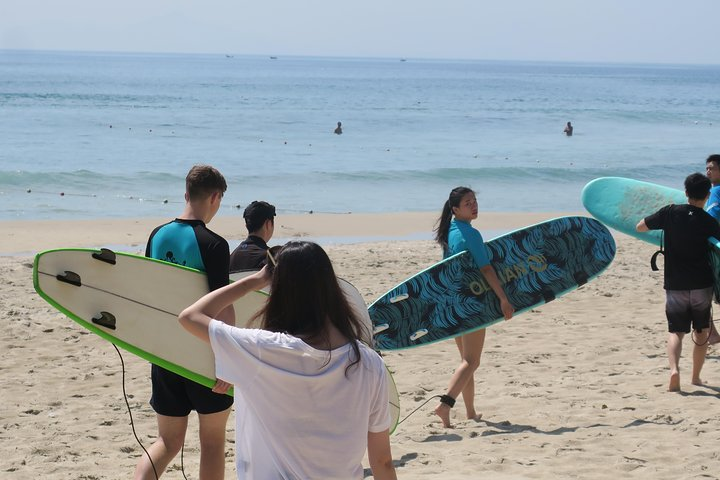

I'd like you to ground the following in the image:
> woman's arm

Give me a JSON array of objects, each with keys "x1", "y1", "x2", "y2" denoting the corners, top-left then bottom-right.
[
  {"x1": 480, "y1": 264, "x2": 514, "y2": 320},
  {"x1": 179, "y1": 268, "x2": 270, "y2": 343},
  {"x1": 367, "y1": 430, "x2": 396, "y2": 480}
]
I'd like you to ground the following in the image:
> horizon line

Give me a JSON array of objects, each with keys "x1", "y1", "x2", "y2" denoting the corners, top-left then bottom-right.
[{"x1": 2, "y1": 48, "x2": 718, "y2": 69}]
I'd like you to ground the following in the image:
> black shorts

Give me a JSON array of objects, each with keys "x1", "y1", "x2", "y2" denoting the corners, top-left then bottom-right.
[
  {"x1": 149, "y1": 365, "x2": 233, "y2": 416},
  {"x1": 665, "y1": 287, "x2": 713, "y2": 334}
]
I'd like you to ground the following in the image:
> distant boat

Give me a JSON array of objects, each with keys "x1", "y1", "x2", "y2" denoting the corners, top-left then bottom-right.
[
  {"x1": 225, "y1": 55, "x2": 234, "y2": 58},
  {"x1": 270, "y1": 56, "x2": 278, "y2": 60},
  {"x1": 400, "y1": 58, "x2": 407, "y2": 62}
]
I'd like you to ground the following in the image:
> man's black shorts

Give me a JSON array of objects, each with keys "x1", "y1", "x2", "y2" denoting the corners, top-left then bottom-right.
[
  {"x1": 665, "y1": 287, "x2": 713, "y2": 334},
  {"x1": 150, "y1": 365, "x2": 233, "y2": 416}
]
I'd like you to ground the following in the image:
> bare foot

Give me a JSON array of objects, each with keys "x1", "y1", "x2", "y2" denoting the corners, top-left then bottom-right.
[
  {"x1": 434, "y1": 403, "x2": 453, "y2": 428},
  {"x1": 691, "y1": 377, "x2": 705, "y2": 386},
  {"x1": 466, "y1": 410, "x2": 483, "y2": 422},
  {"x1": 668, "y1": 372, "x2": 681, "y2": 392}
]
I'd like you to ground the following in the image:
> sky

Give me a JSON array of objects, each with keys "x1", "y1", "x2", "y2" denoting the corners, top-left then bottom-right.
[{"x1": 1, "y1": 0, "x2": 719, "y2": 65}]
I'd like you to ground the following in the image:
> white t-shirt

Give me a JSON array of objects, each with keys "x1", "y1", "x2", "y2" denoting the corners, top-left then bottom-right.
[{"x1": 208, "y1": 320, "x2": 390, "y2": 480}]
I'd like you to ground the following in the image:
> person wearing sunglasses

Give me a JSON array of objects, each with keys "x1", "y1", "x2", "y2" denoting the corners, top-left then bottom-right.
[{"x1": 179, "y1": 241, "x2": 396, "y2": 479}]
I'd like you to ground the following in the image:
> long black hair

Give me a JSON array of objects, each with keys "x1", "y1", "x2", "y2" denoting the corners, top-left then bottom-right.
[
  {"x1": 433, "y1": 186, "x2": 475, "y2": 251},
  {"x1": 255, "y1": 241, "x2": 363, "y2": 371}
]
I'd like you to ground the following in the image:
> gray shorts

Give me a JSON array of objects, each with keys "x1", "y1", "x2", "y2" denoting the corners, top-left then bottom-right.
[{"x1": 665, "y1": 287, "x2": 713, "y2": 334}]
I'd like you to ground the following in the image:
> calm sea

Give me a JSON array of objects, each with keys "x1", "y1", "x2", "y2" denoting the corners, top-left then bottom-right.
[{"x1": 1, "y1": 50, "x2": 718, "y2": 221}]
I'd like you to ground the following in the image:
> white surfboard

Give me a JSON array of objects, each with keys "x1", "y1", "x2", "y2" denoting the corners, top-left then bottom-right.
[
  {"x1": 34, "y1": 248, "x2": 400, "y2": 433},
  {"x1": 34, "y1": 248, "x2": 268, "y2": 390}
]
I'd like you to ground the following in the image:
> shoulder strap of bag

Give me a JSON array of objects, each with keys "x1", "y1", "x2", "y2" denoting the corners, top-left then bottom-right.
[{"x1": 650, "y1": 231, "x2": 664, "y2": 272}]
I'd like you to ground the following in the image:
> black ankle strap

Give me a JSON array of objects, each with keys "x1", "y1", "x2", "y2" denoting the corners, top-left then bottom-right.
[{"x1": 440, "y1": 394, "x2": 456, "y2": 408}]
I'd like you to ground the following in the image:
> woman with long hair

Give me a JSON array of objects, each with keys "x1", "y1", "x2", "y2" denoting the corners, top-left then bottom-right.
[
  {"x1": 433, "y1": 187, "x2": 515, "y2": 428},
  {"x1": 179, "y1": 241, "x2": 396, "y2": 479}
]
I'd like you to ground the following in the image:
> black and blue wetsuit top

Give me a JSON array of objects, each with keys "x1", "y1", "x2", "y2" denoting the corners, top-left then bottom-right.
[{"x1": 145, "y1": 218, "x2": 230, "y2": 291}]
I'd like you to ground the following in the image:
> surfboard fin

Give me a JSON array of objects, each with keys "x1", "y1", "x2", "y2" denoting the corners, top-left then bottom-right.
[
  {"x1": 389, "y1": 293, "x2": 409, "y2": 303},
  {"x1": 92, "y1": 248, "x2": 117, "y2": 265},
  {"x1": 541, "y1": 289, "x2": 556, "y2": 303},
  {"x1": 409, "y1": 329, "x2": 428, "y2": 341},
  {"x1": 56, "y1": 271, "x2": 81, "y2": 287},
  {"x1": 373, "y1": 323, "x2": 390, "y2": 334},
  {"x1": 573, "y1": 272, "x2": 589, "y2": 286},
  {"x1": 92, "y1": 311, "x2": 117, "y2": 330}
]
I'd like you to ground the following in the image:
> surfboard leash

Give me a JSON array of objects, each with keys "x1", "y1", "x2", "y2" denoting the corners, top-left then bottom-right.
[
  {"x1": 112, "y1": 344, "x2": 192, "y2": 480},
  {"x1": 397, "y1": 395, "x2": 443, "y2": 426},
  {"x1": 112, "y1": 344, "x2": 162, "y2": 479}
]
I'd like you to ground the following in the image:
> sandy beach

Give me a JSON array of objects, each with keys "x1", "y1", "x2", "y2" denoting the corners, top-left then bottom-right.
[{"x1": 2, "y1": 212, "x2": 720, "y2": 479}]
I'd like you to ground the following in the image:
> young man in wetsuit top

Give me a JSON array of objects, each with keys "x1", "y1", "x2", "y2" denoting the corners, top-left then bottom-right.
[
  {"x1": 637, "y1": 173, "x2": 720, "y2": 392},
  {"x1": 229, "y1": 200, "x2": 276, "y2": 272},
  {"x1": 135, "y1": 164, "x2": 235, "y2": 480}
]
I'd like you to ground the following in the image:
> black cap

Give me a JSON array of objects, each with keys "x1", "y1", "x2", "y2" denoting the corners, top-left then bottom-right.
[{"x1": 243, "y1": 201, "x2": 276, "y2": 232}]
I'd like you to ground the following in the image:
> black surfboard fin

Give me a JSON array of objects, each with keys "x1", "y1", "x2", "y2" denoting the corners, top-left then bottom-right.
[
  {"x1": 92, "y1": 248, "x2": 117, "y2": 265},
  {"x1": 92, "y1": 311, "x2": 117, "y2": 330},
  {"x1": 56, "y1": 271, "x2": 81, "y2": 287},
  {"x1": 573, "y1": 271, "x2": 589, "y2": 287},
  {"x1": 541, "y1": 289, "x2": 556, "y2": 303}
]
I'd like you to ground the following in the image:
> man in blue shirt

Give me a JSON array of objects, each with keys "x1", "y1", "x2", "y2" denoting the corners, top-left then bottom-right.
[
  {"x1": 704, "y1": 154, "x2": 720, "y2": 220},
  {"x1": 704, "y1": 154, "x2": 720, "y2": 345}
]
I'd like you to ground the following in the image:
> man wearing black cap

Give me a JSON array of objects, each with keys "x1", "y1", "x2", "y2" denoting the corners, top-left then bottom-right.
[{"x1": 229, "y1": 201, "x2": 276, "y2": 272}]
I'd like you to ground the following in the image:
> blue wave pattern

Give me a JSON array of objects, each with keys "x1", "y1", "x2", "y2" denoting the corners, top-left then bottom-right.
[{"x1": 369, "y1": 217, "x2": 616, "y2": 350}]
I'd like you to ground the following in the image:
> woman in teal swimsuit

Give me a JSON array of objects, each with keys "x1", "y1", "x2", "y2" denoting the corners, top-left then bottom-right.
[{"x1": 433, "y1": 187, "x2": 515, "y2": 428}]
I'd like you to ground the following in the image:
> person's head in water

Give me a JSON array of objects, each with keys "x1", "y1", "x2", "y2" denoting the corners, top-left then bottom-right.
[
  {"x1": 685, "y1": 172, "x2": 711, "y2": 201},
  {"x1": 334, "y1": 121, "x2": 342, "y2": 134}
]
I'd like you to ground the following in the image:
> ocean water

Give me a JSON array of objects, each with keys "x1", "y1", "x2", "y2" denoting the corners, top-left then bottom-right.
[{"x1": 1, "y1": 50, "x2": 718, "y2": 221}]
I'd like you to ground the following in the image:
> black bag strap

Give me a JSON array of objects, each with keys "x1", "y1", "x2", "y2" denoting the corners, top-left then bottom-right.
[{"x1": 651, "y1": 231, "x2": 664, "y2": 272}]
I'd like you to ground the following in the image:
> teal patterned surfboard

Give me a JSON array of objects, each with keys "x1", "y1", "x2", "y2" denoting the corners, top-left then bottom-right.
[{"x1": 369, "y1": 216, "x2": 615, "y2": 350}]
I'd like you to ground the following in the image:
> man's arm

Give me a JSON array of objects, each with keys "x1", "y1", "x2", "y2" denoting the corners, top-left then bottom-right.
[{"x1": 636, "y1": 219, "x2": 649, "y2": 232}]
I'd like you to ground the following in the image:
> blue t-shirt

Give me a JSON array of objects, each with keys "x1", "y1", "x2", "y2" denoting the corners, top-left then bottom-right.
[
  {"x1": 706, "y1": 185, "x2": 720, "y2": 221},
  {"x1": 445, "y1": 219, "x2": 490, "y2": 268}
]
